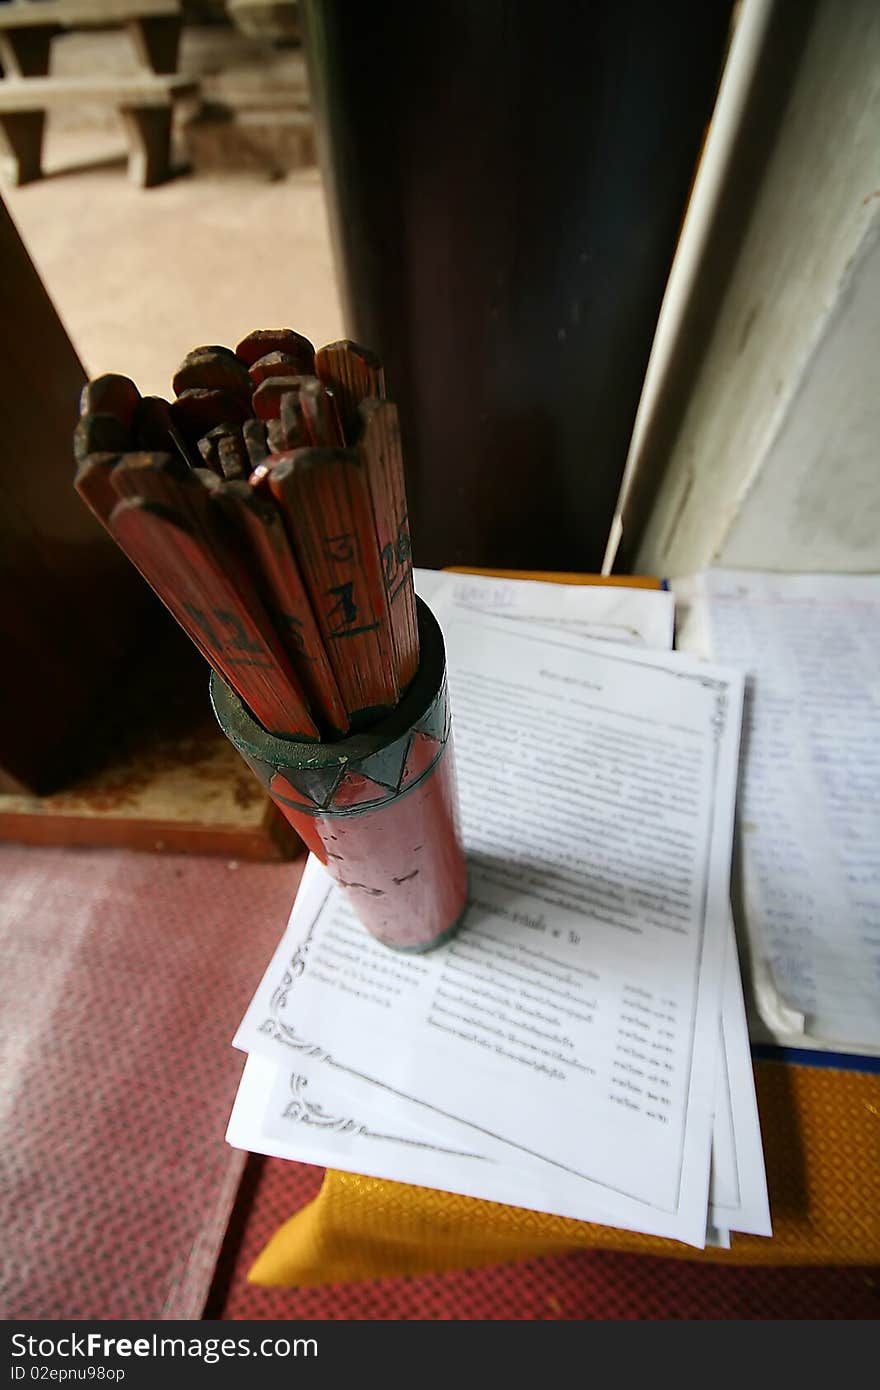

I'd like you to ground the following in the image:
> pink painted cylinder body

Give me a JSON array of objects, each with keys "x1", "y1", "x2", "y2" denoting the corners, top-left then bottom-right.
[{"x1": 210, "y1": 598, "x2": 468, "y2": 951}]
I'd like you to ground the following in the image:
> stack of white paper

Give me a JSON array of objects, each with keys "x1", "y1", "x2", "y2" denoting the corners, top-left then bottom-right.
[{"x1": 227, "y1": 572, "x2": 771, "y2": 1250}]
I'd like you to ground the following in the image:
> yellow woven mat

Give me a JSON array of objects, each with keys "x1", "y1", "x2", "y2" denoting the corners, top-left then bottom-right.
[{"x1": 249, "y1": 1061, "x2": 880, "y2": 1285}]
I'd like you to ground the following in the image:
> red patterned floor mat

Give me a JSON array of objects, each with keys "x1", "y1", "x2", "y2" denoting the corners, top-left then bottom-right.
[{"x1": 0, "y1": 844, "x2": 304, "y2": 1320}]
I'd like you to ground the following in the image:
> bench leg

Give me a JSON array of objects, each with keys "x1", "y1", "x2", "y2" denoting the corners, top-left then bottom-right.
[
  {"x1": 128, "y1": 16, "x2": 182, "y2": 75},
  {"x1": 0, "y1": 27, "x2": 54, "y2": 185},
  {"x1": 0, "y1": 113, "x2": 45, "y2": 186},
  {"x1": 119, "y1": 105, "x2": 173, "y2": 187}
]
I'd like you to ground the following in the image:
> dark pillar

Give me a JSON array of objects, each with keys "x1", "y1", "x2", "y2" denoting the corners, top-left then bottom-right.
[{"x1": 301, "y1": 0, "x2": 733, "y2": 571}]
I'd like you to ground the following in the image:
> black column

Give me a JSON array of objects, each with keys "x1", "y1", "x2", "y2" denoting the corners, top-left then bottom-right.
[{"x1": 302, "y1": 0, "x2": 732, "y2": 570}]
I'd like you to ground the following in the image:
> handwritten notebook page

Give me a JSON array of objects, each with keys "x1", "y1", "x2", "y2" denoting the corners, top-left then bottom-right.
[
  {"x1": 413, "y1": 568, "x2": 675, "y2": 650},
  {"x1": 674, "y1": 570, "x2": 880, "y2": 1055},
  {"x1": 234, "y1": 606, "x2": 745, "y2": 1247}
]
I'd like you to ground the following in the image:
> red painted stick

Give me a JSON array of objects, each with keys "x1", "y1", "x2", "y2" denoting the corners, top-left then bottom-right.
[
  {"x1": 265, "y1": 419, "x2": 288, "y2": 455},
  {"x1": 170, "y1": 388, "x2": 251, "y2": 447},
  {"x1": 235, "y1": 328, "x2": 315, "y2": 376},
  {"x1": 243, "y1": 417, "x2": 269, "y2": 469},
  {"x1": 358, "y1": 398, "x2": 419, "y2": 688},
  {"x1": 269, "y1": 448, "x2": 399, "y2": 724},
  {"x1": 108, "y1": 495, "x2": 320, "y2": 740},
  {"x1": 277, "y1": 387, "x2": 309, "y2": 451},
  {"x1": 314, "y1": 340, "x2": 385, "y2": 444},
  {"x1": 248, "y1": 459, "x2": 276, "y2": 495},
  {"x1": 252, "y1": 375, "x2": 301, "y2": 423},
  {"x1": 300, "y1": 378, "x2": 345, "y2": 447},
  {"x1": 79, "y1": 373, "x2": 141, "y2": 431},
  {"x1": 133, "y1": 394, "x2": 197, "y2": 469},
  {"x1": 109, "y1": 449, "x2": 189, "y2": 503},
  {"x1": 196, "y1": 425, "x2": 228, "y2": 474},
  {"x1": 73, "y1": 413, "x2": 131, "y2": 463},
  {"x1": 172, "y1": 345, "x2": 253, "y2": 399},
  {"x1": 74, "y1": 453, "x2": 123, "y2": 525},
  {"x1": 212, "y1": 480, "x2": 350, "y2": 738},
  {"x1": 248, "y1": 351, "x2": 304, "y2": 389},
  {"x1": 217, "y1": 433, "x2": 249, "y2": 480}
]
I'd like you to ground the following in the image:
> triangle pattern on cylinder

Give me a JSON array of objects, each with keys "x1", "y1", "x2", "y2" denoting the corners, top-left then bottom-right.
[
  {"x1": 331, "y1": 770, "x2": 396, "y2": 810},
  {"x1": 399, "y1": 731, "x2": 443, "y2": 790},
  {"x1": 354, "y1": 736, "x2": 410, "y2": 791},
  {"x1": 414, "y1": 691, "x2": 447, "y2": 745},
  {"x1": 270, "y1": 764, "x2": 345, "y2": 810}
]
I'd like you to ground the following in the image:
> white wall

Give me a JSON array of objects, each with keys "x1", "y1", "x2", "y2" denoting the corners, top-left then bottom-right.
[
  {"x1": 615, "y1": 0, "x2": 880, "y2": 578},
  {"x1": 718, "y1": 217, "x2": 880, "y2": 571}
]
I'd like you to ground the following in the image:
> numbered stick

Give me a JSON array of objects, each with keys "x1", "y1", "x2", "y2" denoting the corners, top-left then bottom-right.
[
  {"x1": 358, "y1": 399, "x2": 419, "y2": 688},
  {"x1": 269, "y1": 448, "x2": 399, "y2": 725},
  {"x1": 108, "y1": 495, "x2": 320, "y2": 740}
]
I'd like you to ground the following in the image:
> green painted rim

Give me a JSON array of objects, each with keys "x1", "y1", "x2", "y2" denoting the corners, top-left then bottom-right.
[{"x1": 210, "y1": 595, "x2": 446, "y2": 772}]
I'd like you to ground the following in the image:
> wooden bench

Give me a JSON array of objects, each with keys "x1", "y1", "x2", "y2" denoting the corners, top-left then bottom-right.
[{"x1": 0, "y1": 1, "x2": 197, "y2": 187}]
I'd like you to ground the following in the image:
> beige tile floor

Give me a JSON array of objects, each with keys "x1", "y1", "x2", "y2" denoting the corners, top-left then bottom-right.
[{"x1": 4, "y1": 123, "x2": 343, "y2": 397}]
